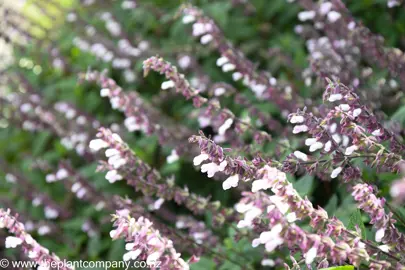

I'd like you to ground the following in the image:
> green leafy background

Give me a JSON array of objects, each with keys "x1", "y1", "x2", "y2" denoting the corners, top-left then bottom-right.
[{"x1": 1, "y1": 0, "x2": 405, "y2": 269}]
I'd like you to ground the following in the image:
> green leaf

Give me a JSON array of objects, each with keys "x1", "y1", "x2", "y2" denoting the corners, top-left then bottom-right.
[
  {"x1": 191, "y1": 257, "x2": 216, "y2": 270},
  {"x1": 107, "y1": 239, "x2": 125, "y2": 261},
  {"x1": 320, "y1": 266, "x2": 355, "y2": 270},
  {"x1": 78, "y1": 163, "x2": 98, "y2": 178},
  {"x1": 391, "y1": 105, "x2": 405, "y2": 126},
  {"x1": 62, "y1": 218, "x2": 87, "y2": 231},
  {"x1": 218, "y1": 261, "x2": 242, "y2": 270},
  {"x1": 203, "y1": 2, "x2": 231, "y2": 28},
  {"x1": 87, "y1": 236, "x2": 102, "y2": 258},
  {"x1": 32, "y1": 131, "x2": 52, "y2": 156},
  {"x1": 325, "y1": 194, "x2": 338, "y2": 213},
  {"x1": 294, "y1": 175, "x2": 314, "y2": 196},
  {"x1": 347, "y1": 209, "x2": 367, "y2": 239}
]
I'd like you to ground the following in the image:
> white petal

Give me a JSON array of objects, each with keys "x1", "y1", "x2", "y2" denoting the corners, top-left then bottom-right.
[
  {"x1": 331, "y1": 167, "x2": 342, "y2": 178},
  {"x1": 259, "y1": 231, "x2": 273, "y2": 244},
  {"x1": 245, "y1": 207, "x2": 262, "y2": 222},
  {"x1": 339, "y1": 104, "x2": 350, "y2": 111},
  {"x1": 214, "y1": 87, "x2": 226, "y2": 96},
  {"x1": 378, "y1": 245, "x2": 390, "y2": 253},
  {"x1": 327, "y1": 11, "x2": 341, "y2": 23},
  {"x1": 261, "y1": 259, "x2": 275, "y2": 267},
  {"x1": 200, "y1": 34, "x2": 213, "y2": 44},
  {"x1": 264, "y1": 237, "x2": 283, "y2": 252},
  {"x1": 201, "y1": 162, "x2": 219, "y2": 178},
  {"x1": 219, "y1": 160, "x2": 227, "y2": 171},
  {"x1": 193, "y1": 153, "x2": 209, "y2": 166},
  {"x1": 110, "y1": 229, "x2": 117, "y2": 238},
  {"x1": 353, "y1": 108, "x2": 362, "y2": 117},
  {"x1": 305, "y1": 138, "x2": 317, "y2": 146},
  {"x1": 89, "y1": 139, "x2": 109, "y2": 151},
  {"x1": 376, "y1": 228, "x2": 385, "y2": 242},
  {"x1": 182, "y1": 15, "x2": 195, "y2": 24},
  {"x1": 44, "y1": 207, "x2": 59, "y2": 219},
  {"x1": 252, "y1": 238, "x2": 261, "y2": 248},
  {"x1": 293, "y1": 125, "x2": 308, "y2": 134},
  {"x1": 218, "y1": 118, "x2": 233, "y2": 135},
  {"x1": 328, "y1": 93, "x2": 342, "y2": 102},
  {"x1": 309, "y1": 142, "x2": 324, "y2": 152},
  {"x1": 5, "y1": 236, "x2": 23, "y2": 248},
  {"x1": 298, "y1": 11, "x2": 316, "y2": 21},
  {"x1": 290, "y1": 115, "x2": 304, "y2": 124},
  {"x1": 56, "y1": 169, "x2": 68, "y2": 180},
  {"x1": 153, "y1": 198, "x2": 165, "y2": 210},
  {"x1": 236, "y1": 219, "x2": 251, "y2": 228},
  {"x1": 319, "y1": 2, "x2": 333, "y2": 15},
  {"x1": 216, "y1": 56, "x2": 228, "y2": 66},
  {"x1": 251, "y1": 84, "x2": 266, "y2": 97},
  {"x1": 324, "y1": 141, "x2": 332, "y2": 152},
  {"x1": 222, "y1": 174, "x2": 239, "y2": 190},
  {"x1": 161, "y1": 80, "x2": 175, "y2": 90},
  {"x1": 270, "y1": 196, "x2": 289, "y2": 214},
  {"x1": 345, "y1": 145, "x2": 358, "y2": 155},
  {"x1": 286, "y1": 212, "x2": 297, "y2": 223},
  {"x1": 166, "y1": 150, "x2": 179, "y2": 164},
  {"x1": 293, "y1": 151, "x2": 308, "y2": 161},
  {"x1": 146, "y1": 252, "x2": 161, "y2": 265},
  {"x1": 232, "y1": 72, "x2": 243, "y2": 81},
  {"x1": 252, "y1": 179, "x2": 271, "y2": 192},
  {"x1": 332, "y1": 134, "x2": 342, "y2": 144},
  {"x1": 46, "y1": 174, "x2": 56, "y2": 183},
  {"x1": 235, "y1": 202, "x2": 253, "y2": 213},
  {"x1": 372, "y1": 129, "x2": 383, "y2": 136},
  {"x1": 305, "y1": 247, "x2": 318, "y2": 264},
  {"x1": 329, "y1": 123, "x2": 337, "y2": 133},
  {"x1": 100, "y1": 88, "x2": 110, "y2": 97},
  {"x1": 106, "y1": 148, "x2": 120, "y2": 157},
  {"x1": 222, "y1": 63, "x2": 236, "y2": 72}
]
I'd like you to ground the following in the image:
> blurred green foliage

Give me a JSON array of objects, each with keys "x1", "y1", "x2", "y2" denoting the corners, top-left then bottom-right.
[{"x1": 1, "y1": 0, "x2": 405, "y2": 269}]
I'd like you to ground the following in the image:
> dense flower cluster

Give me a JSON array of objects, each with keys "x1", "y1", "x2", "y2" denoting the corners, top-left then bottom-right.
[
  {"x1": 285, "y1": 80, "x2": 405, "y2": 183},
  {"x1": 352, "y1": 183, "x2": 405, "y2": 254},
  {"x1": 110, "y1": 210, "x2": 190, "y2": 269},
  {"x1": 90, "y1": 127, "x2": 237, "y2": 226},
  {"x1": 1, "y1": 0, "x2": 405, "y2": 269},
  {"x1": 0, "y1": 208, "x2": 72, "y2": 269}
]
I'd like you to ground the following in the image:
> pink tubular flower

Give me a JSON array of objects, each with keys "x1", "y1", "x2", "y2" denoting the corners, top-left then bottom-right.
[
  {"x1": 143, "y1": 56, "x2": 271, "y2": 145},
  {"x1": 175, "y1": 216, "x2": 218, "y2": 246},
  {"x1": 352, "y1": 183, "x2": 405, "y2": 254},
  {"x1": 239, "y1": 192, "x2": 384, "y2": 268},
  {"x1": 239, "y1": 166, "x2": 405, "y2": 267},
  {"x1": 288, "y1": 80, "x2": 405, "y2": 182},
  {"x1": 92, "y1": 128, "x2": 237, "y2": 226},
  {"x1": 0, "y1": 208, "x2": 72, "y2": 270},
  {"x1": 82, "y1": 70, "x2": 192, "y2": 151},
  {"x1": 180, "y1": 4, "x2": 297, "y2": 110},
  {"x1": 111, "y1": 211, "x2": 190, "y2": 270},
  {"x1": 191, "y1": 120, "x2": 404, "y2": 265}
]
